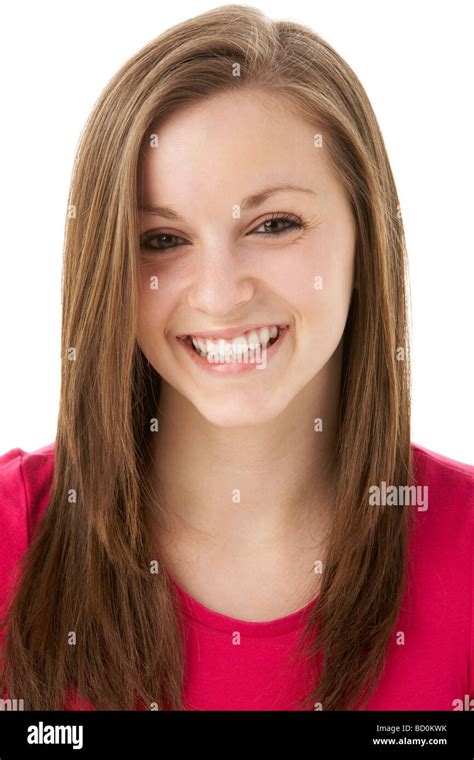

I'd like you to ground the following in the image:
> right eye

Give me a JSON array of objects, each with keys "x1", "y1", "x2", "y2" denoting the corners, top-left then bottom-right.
[{"x1": 139, "y1": 231, "x2": 189, "y2": 252}]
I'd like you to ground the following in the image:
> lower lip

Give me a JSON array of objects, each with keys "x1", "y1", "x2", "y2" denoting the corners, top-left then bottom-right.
[{"x1": 176, "y1": 326, "x2": 290, "y2": 375}]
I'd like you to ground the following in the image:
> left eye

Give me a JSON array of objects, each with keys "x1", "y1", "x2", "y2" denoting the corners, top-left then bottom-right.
[
  {"x1": 251, "y1": 214, "x2": 304, "y2": 236},
  {"x1": 139, "y1": 214, "x2": 304, "y2": 253}
]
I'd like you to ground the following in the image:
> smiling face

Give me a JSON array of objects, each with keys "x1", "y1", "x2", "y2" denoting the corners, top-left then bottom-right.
[{"x1": 136, "y1": 89, "x2": 356, "y2": 427}]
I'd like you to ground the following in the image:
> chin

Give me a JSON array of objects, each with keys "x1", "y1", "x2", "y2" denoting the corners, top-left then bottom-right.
[{"x1": 194, "y1": 397, "x2": 285, "y2": 428}]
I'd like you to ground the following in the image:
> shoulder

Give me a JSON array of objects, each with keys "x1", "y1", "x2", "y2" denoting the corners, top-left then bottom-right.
[
  {"x1": 410, "y1": 442, "x2": 474, "y2": 527},
  {"x1": 0, "y1": 443, "x2": 55, "y2": 608},
  {"x1": 411, "y1": 441, "x2": 474, "y2": 491},
  {"x1": 409, "y1": 441, "x2": 473, "y2": 548},
  {"x1": 0, "y1": 442, "x2": 55, "y2": 540},
  {"x1": 406, "y1": 443, "x2": 474, "y2": 690}
]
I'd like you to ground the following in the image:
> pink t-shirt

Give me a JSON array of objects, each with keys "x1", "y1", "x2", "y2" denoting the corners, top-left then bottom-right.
[{"x1": 0, "y1": 441, "x2": 473, "y2": 711}]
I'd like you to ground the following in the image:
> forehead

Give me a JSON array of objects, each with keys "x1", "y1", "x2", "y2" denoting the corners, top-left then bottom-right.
[
  {"x1": 138, "y1": 90, "x2": 331, "y2": 206},
  {"x1": 146, "y1": 89, "x2": 312, "y2": 151}
]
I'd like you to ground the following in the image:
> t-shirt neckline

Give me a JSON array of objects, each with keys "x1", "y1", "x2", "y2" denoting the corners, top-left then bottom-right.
[{"x1": 169, "y1": 574, "x2": 319, "y2": 637}]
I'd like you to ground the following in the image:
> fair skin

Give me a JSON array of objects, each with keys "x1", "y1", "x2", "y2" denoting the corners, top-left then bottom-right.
[{"x1": 136, "y1": 90, "x2": 356, "y2": 621}]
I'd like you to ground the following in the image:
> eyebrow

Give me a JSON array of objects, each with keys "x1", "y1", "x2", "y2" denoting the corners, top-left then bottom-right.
[{"x1": 139, "y1": 184, "x2": 317, "y2": 220}]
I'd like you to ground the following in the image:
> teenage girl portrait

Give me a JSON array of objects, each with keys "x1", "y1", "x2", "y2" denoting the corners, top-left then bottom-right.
[{"x1": 0, "y1": 4, "x2": 472, "y2": 712}]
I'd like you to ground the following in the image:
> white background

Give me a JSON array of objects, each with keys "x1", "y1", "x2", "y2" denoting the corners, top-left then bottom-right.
[{"x1": 0, "y1": 0, "x2": 472, "y2": 463}]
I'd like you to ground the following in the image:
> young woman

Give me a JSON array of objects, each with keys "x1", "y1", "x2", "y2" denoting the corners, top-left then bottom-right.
[{"x1": 1, "y1": 5, "x2": 472, "y2": 712}]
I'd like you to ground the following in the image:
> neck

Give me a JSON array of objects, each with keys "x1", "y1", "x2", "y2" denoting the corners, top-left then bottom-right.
[{"x1": 150, "y1": 345, "x2": 342, "y2": 551}]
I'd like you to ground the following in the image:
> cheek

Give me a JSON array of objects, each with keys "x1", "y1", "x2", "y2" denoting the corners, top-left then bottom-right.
[
  {"x1": 136, "y1": 268, "x2": 175, "y2": 356},
  {"x1": 281, "y1": 243, "x2": 354, "y2": 351}
]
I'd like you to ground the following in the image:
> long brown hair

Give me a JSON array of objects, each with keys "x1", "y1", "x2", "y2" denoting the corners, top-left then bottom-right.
[{"x1": 0, "y1": 4, "x2": 413, "y2": 710}]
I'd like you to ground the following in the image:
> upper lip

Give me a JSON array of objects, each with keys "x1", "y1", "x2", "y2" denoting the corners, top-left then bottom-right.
[{"x1": 177, "y1": 323, "x2": 289, "y2": 340}]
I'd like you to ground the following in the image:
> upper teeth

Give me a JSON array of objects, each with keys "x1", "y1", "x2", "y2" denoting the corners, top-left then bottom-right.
[{"x1": 190, "y1": 325, "x2": 280, "y2": 356}]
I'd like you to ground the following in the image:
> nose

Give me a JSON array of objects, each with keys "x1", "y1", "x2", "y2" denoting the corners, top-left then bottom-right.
[{"x1": 187, "y1": 244, "x2": 255, "y2": 316}]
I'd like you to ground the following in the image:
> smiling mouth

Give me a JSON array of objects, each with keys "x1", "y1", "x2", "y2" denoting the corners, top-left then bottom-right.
[
  {"x1": 182, "y1": 330, "x2": 282, "y2": 357},
  {"x1": 176, "y1": 324, "x2": 290, "y2": 374},
  {"x1": 181, "y1": 328, "x2": 282, "y2": 358}
]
